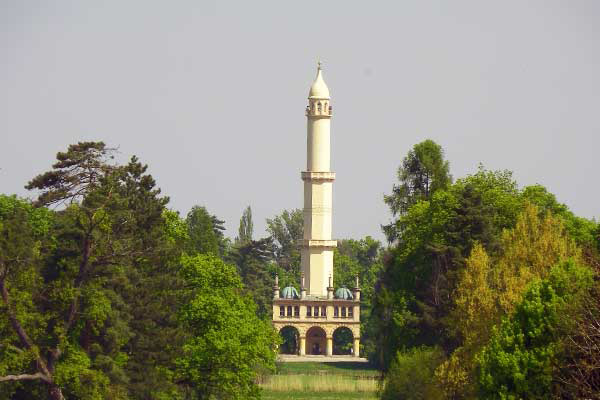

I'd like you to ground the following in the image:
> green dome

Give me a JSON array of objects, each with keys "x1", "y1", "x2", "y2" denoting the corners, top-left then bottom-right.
[
  {"x1": 335, "y1": 286, "x2": 354, "y2": 300},
  {"x1": 281, "y1": 286, "x2": 299, "y2": 299}
]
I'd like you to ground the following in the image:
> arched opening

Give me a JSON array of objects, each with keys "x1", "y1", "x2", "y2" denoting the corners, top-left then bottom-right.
[
  {"x1": 279, "y1": 326, "x2": 300, "y2": 355},
  {"x1": 306, "y1": 326, "x2": 327, "y2": 355},
  {"x1": 333, "y1": 326, "x2": 354, "y2": 355}
]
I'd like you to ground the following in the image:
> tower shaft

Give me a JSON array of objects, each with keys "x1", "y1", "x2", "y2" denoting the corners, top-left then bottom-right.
[{"x1": 301, "y1": 66, "x2": 336, "y2": 297}]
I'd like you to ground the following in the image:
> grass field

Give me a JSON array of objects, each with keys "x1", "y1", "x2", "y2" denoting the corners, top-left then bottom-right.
[{"x1": 260, "y1": 362, "x2": 380, "y2": 400}]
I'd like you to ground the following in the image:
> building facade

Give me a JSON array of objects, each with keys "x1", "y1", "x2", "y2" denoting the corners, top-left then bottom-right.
[{"x1": 272, "y1": 64, "x2": 360, "y2": 357}]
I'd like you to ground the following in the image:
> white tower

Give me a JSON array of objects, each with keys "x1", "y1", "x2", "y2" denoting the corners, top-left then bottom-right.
[{"x1": 301, "y1": 63, "x2": 337, "y2": 297}]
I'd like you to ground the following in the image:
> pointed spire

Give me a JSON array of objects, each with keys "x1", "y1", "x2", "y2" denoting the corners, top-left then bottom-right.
[{"x1": 309, "y1": 60, "x2": 330, "y2": 99}]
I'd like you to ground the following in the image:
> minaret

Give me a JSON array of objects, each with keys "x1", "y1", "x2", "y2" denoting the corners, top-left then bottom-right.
[{"x1": 301, "y1": 62, "x2": 337, "y2": 297}]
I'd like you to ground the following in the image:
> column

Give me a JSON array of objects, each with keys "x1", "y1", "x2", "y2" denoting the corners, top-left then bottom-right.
[
  {"x1": 326, "y1": 337, "x2": 333, "y2": 356},
  {"x1": 353, "y1": 338, "x2": 360, "y2": 358},
  {"x1": 299, "y1": 337, "x2": 306, "y2": 356}
]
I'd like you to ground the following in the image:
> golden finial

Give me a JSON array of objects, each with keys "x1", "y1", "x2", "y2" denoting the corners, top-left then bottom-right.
[{"x1": 317, "y1": 59, "x2": 322, "y2": 70}]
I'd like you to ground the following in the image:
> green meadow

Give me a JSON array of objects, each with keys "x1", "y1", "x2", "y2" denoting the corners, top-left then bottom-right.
[{"x1": 261, "y1": 362, "x2": 380, "y2": 400}]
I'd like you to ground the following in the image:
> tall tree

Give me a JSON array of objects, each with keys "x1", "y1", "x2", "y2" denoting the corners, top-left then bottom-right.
[
  {"x1": 175, "y1": 254, "x2": 278, "y2": 399},
  {"x1": 383, "y1": 139, "x2": 451, "y2": 242},
  {"x1": 0, "y1": 142, "x2": 170, "y2": 399},
  {"x1": 372, "y1": 166, "x2": 522, "y2": 369},
  {"x1": 230, "y1": 237, "x2": 275, "y2": 317},
  {"x1": 236, "y1": 206, "x2": 253, "y2": 244},
  {"x1": 266, "y1": 209, "x2": 303, "y2": 275},
  {"x1": 186, "y1": 206, "x2": 219, "y2": 256}
]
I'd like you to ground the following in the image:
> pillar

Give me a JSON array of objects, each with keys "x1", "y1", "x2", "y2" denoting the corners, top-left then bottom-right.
[
  {"x1": 299, "y1": 337, "x2": 306, "y2": 356},
  {"x1": 353, "y1": 338, "x2": 360, "y2": 358},
  {"x1": 326, "y1": 337, "x2": 333, "y2": 356}
]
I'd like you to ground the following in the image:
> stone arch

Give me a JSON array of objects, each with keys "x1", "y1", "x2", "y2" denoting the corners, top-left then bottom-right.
[
  {"x1": 332, "y1": 326, "x2": 354, "y2": 355},
  {"x1": 278, "y1": 325, "x2": 300, "y2": 355},
  {"x1": 306, "y1": 326, "x2": 327, "y2": 355},
  {"x1": 317, "y1": 101, "x2": 322, "y2": 113}
]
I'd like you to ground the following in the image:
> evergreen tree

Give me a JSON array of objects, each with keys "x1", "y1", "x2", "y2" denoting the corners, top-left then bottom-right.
[
  {"x1": 236, "y1": 205, "x2": 253, "y2": 244},
  {"x1": 186, "y1": 206, "x2": 219, "y2": 256},
  {"x1": 0, "y1": 143, "x2": 171, "y2": 399},
  {"x1": 383, "y1": 139, "x2": 452, "y2": 242}
]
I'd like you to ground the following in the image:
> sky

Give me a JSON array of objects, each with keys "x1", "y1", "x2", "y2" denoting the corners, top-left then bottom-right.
[{"x1": 1, "y1": 0, "x2": 599, "y2": 242}]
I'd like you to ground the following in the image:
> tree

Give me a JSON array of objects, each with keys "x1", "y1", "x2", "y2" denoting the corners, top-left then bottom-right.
[
  {"x1": 185, "y1": 206, "x2": 219, "y2": 256},
  {"x1": 266, "y1": 209, "x2": 303, "y2": 274},
  {"x1": 555, "y1": 280, "x2": 600, "y2": 399},
  {"x1": 372, "y1": 167, "x2": 522, "y2": 369},
  {"x1": 476, "y1": 259, "x2": 593, "y2": 399},
  {"x1": 383, "y1": 139, "x2": 451, "y2": 242},
  {"x1": 436, "y1": 204, "x2": 585, "y2": 398},
  {"x1": 236, "y1": 206, "x2": 253, "y2": 245},
  {"x1": 175, "y1": 254, "x2": 278, "y2": 399},
  {"x1": 0, "y1": 195, "x2": 56, "y2": 399},
  {"x1": 1, "y1": 142, "x2": 171, "y2": 399},
  {"x1": 334, "y1": 237, "x2": 383, "y2": 358},
  {"x1": 230, "y1": 237, "x2": 275, "y2": 317}
]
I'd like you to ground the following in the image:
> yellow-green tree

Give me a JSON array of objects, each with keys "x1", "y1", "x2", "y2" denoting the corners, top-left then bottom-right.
[{"x1": 437, "y1": 203, "x2": 582, "y2": 398}]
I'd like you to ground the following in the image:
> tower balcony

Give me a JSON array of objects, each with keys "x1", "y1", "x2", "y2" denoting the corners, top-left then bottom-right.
[
  {"x1": 301, "y1": 171, "x2": 335, "y2": 182},
  {"x1": 300, "y1": 239, "x2": 337, "y2": 248}
]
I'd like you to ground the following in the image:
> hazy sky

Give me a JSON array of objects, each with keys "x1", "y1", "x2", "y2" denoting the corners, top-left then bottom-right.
[{"x1": 1, "y1": 1, "x2": 599, "y2": 242}]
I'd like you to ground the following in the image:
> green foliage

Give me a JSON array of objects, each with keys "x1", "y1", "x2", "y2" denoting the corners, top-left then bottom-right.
[
  {"x1": 522, "y1": 185, "x2": 597, "y2": 248},
  {"x1": 229, "y1": 237, "x2": 275, "y2": 317},
  {"x1": 373, "y1": 166, "x2": 522, "y2": 368},
  {"x1": 333, "y1": 237, "x2": 383, "y2": 358},
  {"x1": 266, "y1": 209, "x2": 303, "y2": 275},
  {"x1": 54, "y1": 345, "x2": 110, "y2": 400},
  {"x1": 383, "y1": 139, "x2": 451, "y2": 241},
  {"x1": 476, "y1": 259, "x2": 593, "y2": 399},
  {"x1": 236, "y1": 205, "x2": 253, "y2": 244},
  {"x1": 380, "y1": 346, "x2": 445, "y2": 400},
  {"x1": 176, "y1": 254, "x2": 278, "y2": 399},
  {"x1": 186, "y1": 206, "x2": 220, "y2": 256}
]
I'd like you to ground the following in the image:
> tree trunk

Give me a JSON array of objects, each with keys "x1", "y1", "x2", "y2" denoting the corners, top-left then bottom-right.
[{"x1": 48, "y1": 384, "x2": 65, "y2": 400}]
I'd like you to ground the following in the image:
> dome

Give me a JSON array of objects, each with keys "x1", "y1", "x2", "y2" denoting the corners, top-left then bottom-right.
[
  {"x1": 281, "y1": 286, "x2": 299, "y2": 299},
  {"x1": 308, "y1": 65, "x2": 330, "y2": 99},
  {"x1": 335, "y1": 286, "x2": 354, "y2": 300}
]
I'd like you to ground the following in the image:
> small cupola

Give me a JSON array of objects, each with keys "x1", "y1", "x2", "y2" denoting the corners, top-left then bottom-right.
[
  {"x1": 335, "y1": 286, "x2": 354, "y2": 300},
  {"x1": 280, "y1": 285, "x2": 300, "y2": 299}
]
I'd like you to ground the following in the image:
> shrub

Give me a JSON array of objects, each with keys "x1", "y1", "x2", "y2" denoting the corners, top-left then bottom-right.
[{"x1": 380, "y1": 346, "x2": 445, "y2": 400}]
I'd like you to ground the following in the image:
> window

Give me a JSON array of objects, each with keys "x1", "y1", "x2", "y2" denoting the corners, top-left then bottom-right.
[
  {"x1": 341, "y1": 307, "x2": 346, "y2": 318},
  {"x1": 317, "y1": 102, "x2": 322, "y2": 112},
  {"x1": 334, "y1": 306, "x2": 339, "y2": 317},
  {"x1": 321, "y1": 306, "x2": 326, "y2": 317},
  {"x1": 294, "y1": 306, "x2": 299, "y2": 317},
  {"x1": 287, "y1": 306, "x2": 292, "y2": 317},
  {"x1": 314, "y1": 306, "x2": 319, "y2": 317},
  {"x1": 280, "y1": 306, "x2": 285, "y2": 317},
  {"x1": 307, "y1": 306, "x2": 312, "y2": 317},
  {"x1": 348, "y1": 307, "x2": 354, "y2": 318}
]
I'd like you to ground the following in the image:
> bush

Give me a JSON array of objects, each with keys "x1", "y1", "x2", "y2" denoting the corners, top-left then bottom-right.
[{"x1": 380, "y1": 346, "x2": 445, "y2": 400}]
